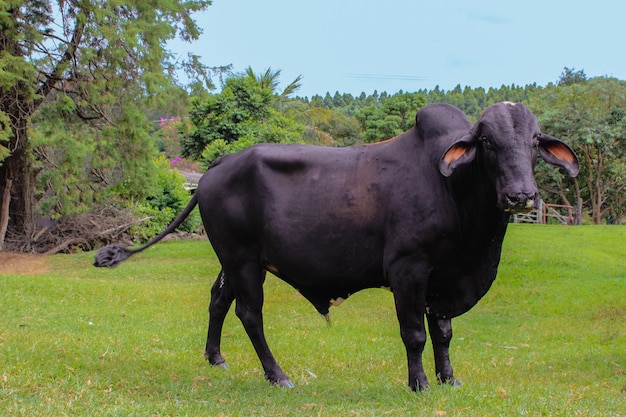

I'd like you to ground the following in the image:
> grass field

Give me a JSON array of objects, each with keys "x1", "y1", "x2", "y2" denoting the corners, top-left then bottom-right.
[{"x1": 1, "y1": 224, "x2": 625, "y2": 416}]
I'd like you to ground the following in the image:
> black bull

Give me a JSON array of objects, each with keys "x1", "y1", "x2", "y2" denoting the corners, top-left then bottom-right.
[{"x1": 95, "y1": 102, "x2": 579, "y2": 391}]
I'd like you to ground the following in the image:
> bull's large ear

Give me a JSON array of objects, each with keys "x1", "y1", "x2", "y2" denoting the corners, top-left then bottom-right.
[
  {"x1": 538, "y1": 134, "x2": 580, "y2": 177},
  {"x1": 439, "y1": 132, "x2": 477, "y2": 177}
]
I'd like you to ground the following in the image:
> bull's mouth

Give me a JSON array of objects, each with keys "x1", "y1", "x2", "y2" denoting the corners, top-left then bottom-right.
[
  {"x1": 504, "y1": 206, "x2": 534, "y2": 214},
  {"x1": 503, "y1": 196, "x2": 537, "y2": 214}
]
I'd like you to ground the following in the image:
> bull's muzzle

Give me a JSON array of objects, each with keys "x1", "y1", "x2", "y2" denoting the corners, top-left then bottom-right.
[{"x1": 503, "y1": 192, "x2": 538, "y2": 214}]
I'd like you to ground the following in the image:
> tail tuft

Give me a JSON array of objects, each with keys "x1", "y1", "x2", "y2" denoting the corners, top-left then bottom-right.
[{"x1": 94, "y1": 244, "x2": 133, "y2": 267}]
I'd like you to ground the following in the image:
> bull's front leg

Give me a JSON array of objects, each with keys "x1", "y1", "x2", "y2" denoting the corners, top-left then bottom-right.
[
  {"x1": 204, "y1": 270, "x2": 235, "y2": 367},
  {"x1": 389, "y1": 259, "x2": 430, "y2": 391},
  {"x1": 394, "y1": 293, "x2": 429, "y2": 390},
  {"x1": 426, "y1": 314, "x2": 461, "y2": 386}
]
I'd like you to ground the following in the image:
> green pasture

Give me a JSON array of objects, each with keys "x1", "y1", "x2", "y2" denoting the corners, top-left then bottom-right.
[{"x1": 1, "y1": 225, "x2": 624, "y2": 416}]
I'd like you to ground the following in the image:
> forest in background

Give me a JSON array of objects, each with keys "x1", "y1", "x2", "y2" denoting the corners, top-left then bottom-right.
[{"x1": 1, "y1": 2, "x2": 624, "y2": 253}]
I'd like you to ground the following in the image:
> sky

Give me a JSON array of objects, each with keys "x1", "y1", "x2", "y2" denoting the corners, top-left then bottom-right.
[{"x1": 170, "y1": 0, "x2": 626, "y2": 98}]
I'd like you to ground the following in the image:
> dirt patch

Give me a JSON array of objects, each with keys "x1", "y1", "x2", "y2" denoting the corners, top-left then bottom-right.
[{"x1": 0, "y1": 252, "x2": 49, "y2": 275}]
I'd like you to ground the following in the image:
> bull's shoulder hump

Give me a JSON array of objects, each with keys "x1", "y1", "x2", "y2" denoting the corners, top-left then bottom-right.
[{"x1": 414, "y1": 103, "x2": 472, "y2": 141}]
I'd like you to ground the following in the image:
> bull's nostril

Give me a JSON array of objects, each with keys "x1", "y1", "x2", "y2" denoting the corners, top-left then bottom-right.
[
  {"x1": 506, "y1": 194, "x2": 522, "y2": 205},
  {"x1": 506, "y1": 193, "x2": 537, "y2": 207}
]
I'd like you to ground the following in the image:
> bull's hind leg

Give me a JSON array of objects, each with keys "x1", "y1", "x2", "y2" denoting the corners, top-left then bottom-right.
[
  {"x1": 426, "y1": 314, "x2": 461, "y2": 386},
  {"x1": 205, "y1": 270, "x2": 235, "y2": 367},
  {"x1": 231, "y1": 262, "x2": 293, "y2": 388}
]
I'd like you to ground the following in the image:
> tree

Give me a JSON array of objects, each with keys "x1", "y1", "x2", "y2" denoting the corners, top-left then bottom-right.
[
  {"x1": 0, "y1": 0, "x2": 212, "y2": 250},
  {"x1": 536, "y1": 77, "x2": 626, "y2": 224},
  {"x1": 244, "y1": 66, "x2": 303, "y2": 99},
  {"x1": 182, "y1": 75, "x2": 305, "y2": 167},
  {"x1": 558, "y1": 67, "x2": 587, "y2": 86},
  {"x1": 356, "y1": 92, "x2": 425, "y2": 142}
]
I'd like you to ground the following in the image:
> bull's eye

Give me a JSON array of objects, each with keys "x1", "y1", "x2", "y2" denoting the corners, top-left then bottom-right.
[
  {"x1": 479, "y1": 135, "x2": 492, "y2": 149},
  {"x1": 533, "y1": 134, "x2": 540, "y2": 149}
]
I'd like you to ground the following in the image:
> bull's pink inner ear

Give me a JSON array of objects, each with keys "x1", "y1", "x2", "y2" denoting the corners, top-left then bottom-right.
[
  {"x1": 443, "y1": 143, "x2": 469, "y2": 164},
  {"x1": 439, "y1": 142, "x2": 476, "y2": 177},
  {"x1": 547, "y1": 143, "x2": 575, "y2": 163},
  {"x1": 539, "y1": 141, "x2": 580, "y2": 177}
]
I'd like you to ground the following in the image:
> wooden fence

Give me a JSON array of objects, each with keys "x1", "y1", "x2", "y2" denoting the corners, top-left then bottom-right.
[{"x1": 513, "y1": 201, "x2": 575, "y2": 225}]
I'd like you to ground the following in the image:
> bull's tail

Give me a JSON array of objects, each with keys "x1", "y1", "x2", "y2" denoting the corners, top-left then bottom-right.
[{"x1": 94, "y1": 194, "x2": 199, "y2": 267}]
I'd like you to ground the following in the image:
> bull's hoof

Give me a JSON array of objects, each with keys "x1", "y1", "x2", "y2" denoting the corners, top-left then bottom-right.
[
  {"x1": 273, "y1": 379, "x2": 295, "y2": 389},
  {"x1": 212, "y1": 361, "x2": 229, "y2": 369},
  {"x1": 438, "y1": 376, "x2": 462, "y2": 388},
  {"x1": 266, "y1": 370, "x2": 294, "y2": 388},
  {"x1": 409, "y1": 374, "x2": 430, "y2": 392},
  {"x1": 410, "y1": 381, "x2": 430, "y2": 392},
  {"x1": 205, "y1": 352, "x2": 229, "y2": 369}
]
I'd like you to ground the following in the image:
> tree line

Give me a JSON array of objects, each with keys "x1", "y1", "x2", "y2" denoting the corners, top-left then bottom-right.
[{"x1": 1, "y1": 2, "x2": 624, "y2": 252}]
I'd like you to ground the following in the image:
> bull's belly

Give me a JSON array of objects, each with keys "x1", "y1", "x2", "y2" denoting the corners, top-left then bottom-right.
[
  {"x1": 259, "y1": 215, "x2": 386, "y2": 285},
  {"x1": 262, "y1": 244, "x2": 386, "y2": 290},
  {"x1": 265, "y1": 255, "x2": 386, "y2": 287},
  {"x1": 262, "y1": 251, "x2": 386, "y2": 315}
]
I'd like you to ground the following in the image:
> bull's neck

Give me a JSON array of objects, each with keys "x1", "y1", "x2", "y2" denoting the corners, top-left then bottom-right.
[{"x1": 447, "y1": 161, "x2": 510, "y2": 240}]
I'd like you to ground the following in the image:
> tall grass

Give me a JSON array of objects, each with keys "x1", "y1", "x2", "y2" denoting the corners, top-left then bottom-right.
[{"x1": 1, "y1": 225, "x2": 624, "y2": 416}]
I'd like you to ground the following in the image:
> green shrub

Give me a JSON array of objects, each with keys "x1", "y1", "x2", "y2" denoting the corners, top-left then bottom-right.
[
  {"x1": 128, "y1": 202, "x2": 176, "y2": 242},
  {"x1": 128, "y1": 157, "x2": 202, "y2": 242}
]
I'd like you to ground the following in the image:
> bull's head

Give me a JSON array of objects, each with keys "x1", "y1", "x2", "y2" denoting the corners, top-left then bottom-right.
[{"x1": 439, "y1": 102, "x2": 579, "y2": 213}]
